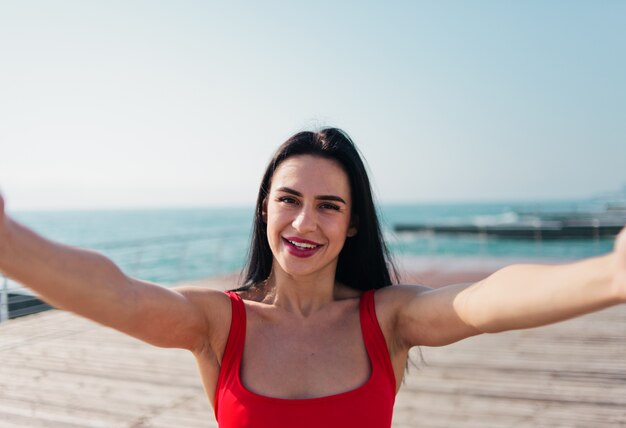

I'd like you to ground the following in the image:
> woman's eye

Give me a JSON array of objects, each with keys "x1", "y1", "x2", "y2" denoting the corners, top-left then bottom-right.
[
  {"x1": 278, "y1": 197, "x2": 298, "y2": 205},
  {"x1": 320, "y1": 203, "x2": 340, "y2": 211}
]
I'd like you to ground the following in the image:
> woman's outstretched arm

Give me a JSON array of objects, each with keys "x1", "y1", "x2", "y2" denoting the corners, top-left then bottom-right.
[
  {"x1": 0, "y1": 194, "x2": 229, "y2": 352},
  {"x1": 386, "y1": 228, "x2": 626, "y2": 348}
]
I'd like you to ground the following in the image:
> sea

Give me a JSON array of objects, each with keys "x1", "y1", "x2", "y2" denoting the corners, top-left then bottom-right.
[{"x1": 5, "y1": 199, "x2": 618, "y2": 288}]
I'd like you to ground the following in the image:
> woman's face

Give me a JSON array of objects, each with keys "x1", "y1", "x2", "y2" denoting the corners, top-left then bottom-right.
[{"x1": 264, "y1": 155, "x2": 357, "y2": 279}]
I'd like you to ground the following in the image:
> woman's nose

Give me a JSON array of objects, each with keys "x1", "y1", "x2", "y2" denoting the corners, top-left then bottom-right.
[{"x1": 292, "y1": 206, "x2": 317, "y2": 233}]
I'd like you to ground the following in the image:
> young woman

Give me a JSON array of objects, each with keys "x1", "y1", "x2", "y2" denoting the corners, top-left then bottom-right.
[{"x1": 0, "y1": 128, "x2": 624, "y2": 428}]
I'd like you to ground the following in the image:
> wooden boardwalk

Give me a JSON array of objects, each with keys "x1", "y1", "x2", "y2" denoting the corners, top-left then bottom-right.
[{"x1": 0, "y1": 278, "x2": 624, "y2": 427}]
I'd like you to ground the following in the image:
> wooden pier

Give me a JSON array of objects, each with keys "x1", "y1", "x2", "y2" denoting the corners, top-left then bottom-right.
[{"x1": 0, "y1": 275, "x2": 624, "y2": 427}]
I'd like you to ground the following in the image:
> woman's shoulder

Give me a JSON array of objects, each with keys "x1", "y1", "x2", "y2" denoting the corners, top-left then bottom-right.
[
  {"x1": 172, "y1": 286, "x2": 234, "y2": 325},
  {"x1": 374, "y1": 283, "x2": 433, "y2": 299},
  {"x1": 172, "y1": 285, "x2": 232, "y2": 308},
  {"x1": 371, "y1": 284, "x2": 434, "y2": 317},
  {"x1": 331, "y1": 283, "x2": 435, "y2": 312},
  {"x1": 231, "y1": 282, "x2": 274, "y2": 303}
]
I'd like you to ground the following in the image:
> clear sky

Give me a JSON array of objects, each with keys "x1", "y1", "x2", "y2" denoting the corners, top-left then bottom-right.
[{"x1": 1, "y1": 1, "x2": 625, "y2": 210}]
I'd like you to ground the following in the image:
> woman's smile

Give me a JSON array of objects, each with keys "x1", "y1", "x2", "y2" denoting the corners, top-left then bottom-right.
[{"x1": 282, "y1": 236, "x2": 324, "y2": 258}]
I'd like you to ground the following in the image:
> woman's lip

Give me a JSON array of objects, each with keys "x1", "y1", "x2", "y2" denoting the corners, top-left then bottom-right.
[
  {"x1": 283, "y1": 236, "x2": 322, "y2": 246},
  {"x1": 282, "y1": 237, "x2": 323, "y2": 258}
]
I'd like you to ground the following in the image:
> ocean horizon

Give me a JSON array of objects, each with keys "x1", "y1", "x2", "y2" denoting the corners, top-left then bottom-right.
[{"x1": 5, "y1": 199, "x2": 618, "y2": 288}]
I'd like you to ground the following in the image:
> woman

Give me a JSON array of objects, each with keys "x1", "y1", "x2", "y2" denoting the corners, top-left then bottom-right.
[{"x1": 0, "y1": 128, "x2": 624, "y2": 428}]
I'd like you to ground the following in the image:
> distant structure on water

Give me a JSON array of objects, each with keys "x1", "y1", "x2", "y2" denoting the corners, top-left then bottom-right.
[{"x1": 395, "y1": 188, "x2": 626, "y2": 240}]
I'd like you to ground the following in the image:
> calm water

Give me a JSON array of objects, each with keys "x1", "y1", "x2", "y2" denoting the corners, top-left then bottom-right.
[{"x1": 9, "y1": 200, "x2": 617, "y2": 285}]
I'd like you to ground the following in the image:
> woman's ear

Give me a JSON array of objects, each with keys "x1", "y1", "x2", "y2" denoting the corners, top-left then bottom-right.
[{"x1": 347, "y1": 215, "x2": 358, "y2": 237}]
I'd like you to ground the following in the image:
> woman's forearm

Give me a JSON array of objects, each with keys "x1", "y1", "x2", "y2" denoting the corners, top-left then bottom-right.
[
  {"x1": 0, "y1": 216, "x2": 136, "y2": 329},
  {"x1": 456, "y1": 253, "x2": 622, "y2": 333}
]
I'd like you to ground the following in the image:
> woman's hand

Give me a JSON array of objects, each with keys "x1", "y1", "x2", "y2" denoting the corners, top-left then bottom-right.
[{"x1": 612, "y1": 227, "x2": 626, "y2": 302}]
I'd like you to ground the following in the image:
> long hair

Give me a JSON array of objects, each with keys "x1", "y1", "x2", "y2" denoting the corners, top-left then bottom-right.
[{"x1": 237, "y1": 128, "x2": 398, "y2": 292}]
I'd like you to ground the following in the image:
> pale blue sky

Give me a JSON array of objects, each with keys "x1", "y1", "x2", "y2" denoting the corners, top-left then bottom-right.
[{"x1": 1, "y1": 1, "x2": 624, "y2": 210}]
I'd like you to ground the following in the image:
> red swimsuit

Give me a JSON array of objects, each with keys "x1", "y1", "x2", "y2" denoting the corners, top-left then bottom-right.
[{"x1": 214, "y1": 290, "x2": 396, "y2": 428}]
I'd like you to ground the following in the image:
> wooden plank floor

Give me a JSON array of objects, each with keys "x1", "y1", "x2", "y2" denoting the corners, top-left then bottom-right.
[{"x1": 1, "y1": 282, "x2": 624, "y2": 427}]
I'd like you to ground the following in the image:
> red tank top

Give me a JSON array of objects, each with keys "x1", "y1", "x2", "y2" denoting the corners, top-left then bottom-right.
[{"x1": 214, "y1": 290, "x2": 397, "y2": 428}]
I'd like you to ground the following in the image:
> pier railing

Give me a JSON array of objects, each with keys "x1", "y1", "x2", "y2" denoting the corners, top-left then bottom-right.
[
  {"x1": 0, "y1": 275, "x2": 8, "y2": 322},
  {"x1": 0, "y1": 230, "x2": 249, "y2": 323}
]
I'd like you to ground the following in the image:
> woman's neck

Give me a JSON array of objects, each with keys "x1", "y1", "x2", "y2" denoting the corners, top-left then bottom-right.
[{"x1": 267, "y1": 268, "x2": 339, "y2": 317}]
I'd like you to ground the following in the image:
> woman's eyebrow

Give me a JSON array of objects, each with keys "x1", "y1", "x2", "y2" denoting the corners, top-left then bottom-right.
[{"x1": 276, "y1": 186, "x2": 347, "y2": 204}]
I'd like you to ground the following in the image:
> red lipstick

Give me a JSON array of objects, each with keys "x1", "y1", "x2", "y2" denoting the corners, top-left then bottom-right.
[{"x1": 282, "y1": 236, "x2": 323, "y2": 258}]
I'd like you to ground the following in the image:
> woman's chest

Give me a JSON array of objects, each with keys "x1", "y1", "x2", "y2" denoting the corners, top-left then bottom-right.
[{"x1": 240, "y1": 310, "x2": 371, "y2": 399}]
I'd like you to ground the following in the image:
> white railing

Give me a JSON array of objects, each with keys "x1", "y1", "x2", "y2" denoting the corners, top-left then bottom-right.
[
  {"x1": 0, "y1": 275, "x2": 8, "y2": 322},
  {"x1": 0, "y1": 274, "x2": 52, "y2": 321}
]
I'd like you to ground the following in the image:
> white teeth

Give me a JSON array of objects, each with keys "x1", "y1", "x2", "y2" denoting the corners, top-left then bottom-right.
[{"x1": 288, "y1": 239, "x2": 318, "y2": 249}]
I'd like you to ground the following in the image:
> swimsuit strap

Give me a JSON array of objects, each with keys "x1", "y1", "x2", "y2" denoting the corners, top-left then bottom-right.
[
  {"x1": 359, "y1": 289, "x2": 397, "y2": 396},
  {"x1": 214, "y1": 291, "x2": 246, "y2": 415}
]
